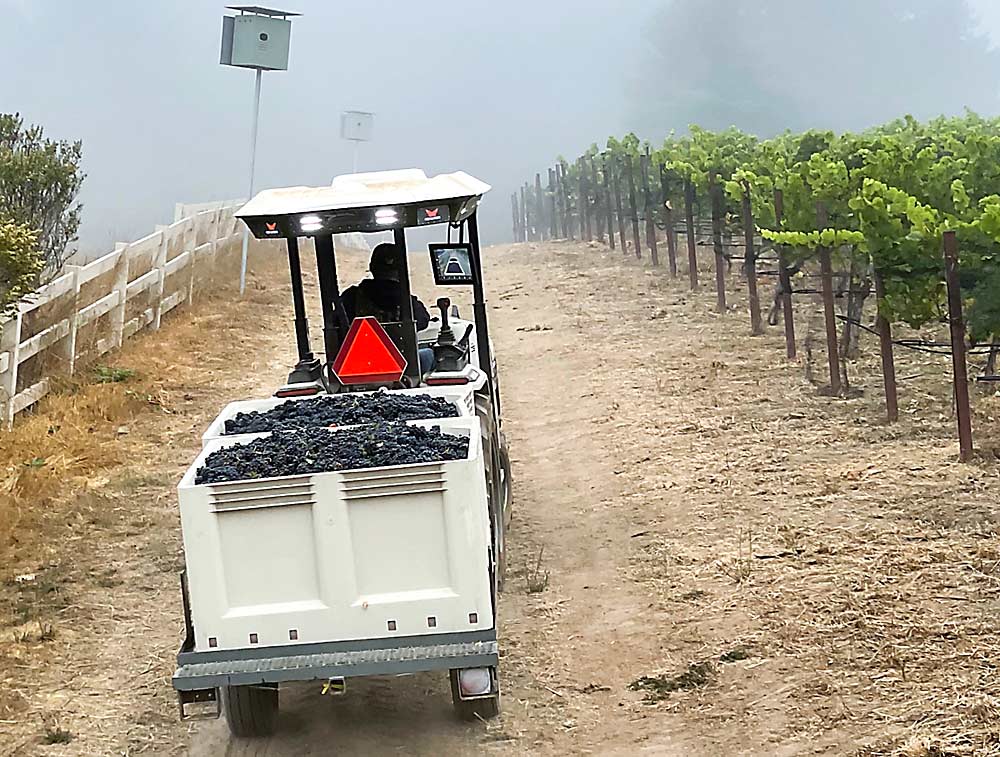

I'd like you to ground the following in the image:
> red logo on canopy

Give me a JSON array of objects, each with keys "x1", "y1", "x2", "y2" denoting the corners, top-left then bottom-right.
[
  {"x1": 332, "y1": 317, "x2": 407, "y2": 385},
  {"x1": 424, "y1": 208, "x2": 440, "y2": 220}
]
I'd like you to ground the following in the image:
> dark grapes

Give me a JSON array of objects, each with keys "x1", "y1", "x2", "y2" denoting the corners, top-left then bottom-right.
[
  {"x1": 223, "y1": 391, "x2": 460, "y2": 435},
  {"x1": 196, "y1": 423, "x2": 469, "y2": 485}
]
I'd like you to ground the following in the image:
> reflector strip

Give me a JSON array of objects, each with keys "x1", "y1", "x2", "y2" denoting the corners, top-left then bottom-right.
[{"x1": 332, "y1": 317, "x2": 408, "y2": 385}]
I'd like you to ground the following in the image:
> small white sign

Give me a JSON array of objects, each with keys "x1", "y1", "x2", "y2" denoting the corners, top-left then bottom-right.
[{"x1": 341, "y1": 111, "x2": 374, "y2": 142}]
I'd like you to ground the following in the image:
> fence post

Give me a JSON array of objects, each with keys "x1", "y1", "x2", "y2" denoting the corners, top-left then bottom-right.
[
  {"x1": 153, "y1": 226, "x2": 168, "y2": 330},
  {"x1": 641, "y1": 152, "x2": 659, "y2": 266},
  {"x1": 624, "y1": 154, "x2": 642, "y2": 260},
  {"x1": 684, "y1": 178, "x2": 698, "y2": 289},
  {"x1": 659, "y1": 164, "x2": 678, "y2": 277},
  {"x1": 873, "y1": 270, "x2": 898, "y2": 424},
  {"x1": 742, "y1": 186, "x2": 763, "y2": 334},
  {"x1": 602, "y1": 155, "x2": 616, "y2": 251},
  {"x1": 111, "y1": 242, "x2": 129, "y2": 349},
  {"x1": 774, "y1": 189, "x2": 796, "y2": 359},
  {"x1": 816, "y1": 202, "x2": 842, "y2": 395},
  {"x1": 1, "y1": 308, "x2": 23, "y2": 429},
  {"x1": 942, "y1": 230, "x2": 974, "y2": 461},
  {"x1": 61, "y1": 265, "x2": 82, "y2": 375},
  {"x1": 709, "y1": 174, "x2": 727, "y2": 312},
  {"x1": 578, "y1": 158, "x2": 592, "y2": 243}
]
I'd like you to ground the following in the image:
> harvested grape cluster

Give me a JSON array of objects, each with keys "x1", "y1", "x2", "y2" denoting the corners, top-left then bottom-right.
[
  {"x1": 224, "y1": 392, "x2": 460, "y2": 435},
  {"x1": 196, "y1": 423, "x2": 468, "y2": 485}
]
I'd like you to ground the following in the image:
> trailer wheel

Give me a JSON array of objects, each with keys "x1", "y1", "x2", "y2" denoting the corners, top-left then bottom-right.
[
  {"x1": 449, "y1": 670, "x2": 501, "y2": 721},
  {"x1": 222, "y1": 684, "x2": 278, "y2": 737}
]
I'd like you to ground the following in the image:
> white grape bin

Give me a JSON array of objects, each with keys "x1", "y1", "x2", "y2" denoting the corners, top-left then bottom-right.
[{"x1": 172, "y1": 416, "x2": 498, "y2": 696}]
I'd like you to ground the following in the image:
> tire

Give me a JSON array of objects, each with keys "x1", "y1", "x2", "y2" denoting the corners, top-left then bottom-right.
[
  {"x1": 222, "y1": 684, "x2": 278, "y2": 738},
  {"x1": 449, "y1": 669, "x2": 501, "y2": 722}
]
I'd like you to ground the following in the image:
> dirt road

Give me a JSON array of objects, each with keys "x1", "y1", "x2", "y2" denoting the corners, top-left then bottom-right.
[{"x1": 3, "y1": 241, "x2": 998, "y2": 756}]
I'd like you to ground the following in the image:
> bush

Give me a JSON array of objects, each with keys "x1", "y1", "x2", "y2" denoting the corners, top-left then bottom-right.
[
  {"x1": 0, "y1": 113, "x2": 84, "y2": 278},
  {"x1": 0, "y1": 218, "x2": 42, "y2": 318}
]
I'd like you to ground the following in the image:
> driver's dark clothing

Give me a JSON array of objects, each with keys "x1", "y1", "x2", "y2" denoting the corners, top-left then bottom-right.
[{"x1": 341, "y1": 279, "x2": 431, "y2": 331}]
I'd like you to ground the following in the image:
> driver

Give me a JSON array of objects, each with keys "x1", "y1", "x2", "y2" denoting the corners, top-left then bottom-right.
[{"x1": 341, "y1": 242, "x2": 435, "y2": 373}]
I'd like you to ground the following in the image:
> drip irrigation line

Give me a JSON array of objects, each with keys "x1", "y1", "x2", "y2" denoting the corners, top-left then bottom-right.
[{"x1": 835, "y1": 314, "x2": 999, "y2": 356}]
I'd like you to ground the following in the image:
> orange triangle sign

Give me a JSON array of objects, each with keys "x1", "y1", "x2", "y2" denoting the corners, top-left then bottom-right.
[{"x1": 332, "y1": 317, "x2": 408, "y2": 385}]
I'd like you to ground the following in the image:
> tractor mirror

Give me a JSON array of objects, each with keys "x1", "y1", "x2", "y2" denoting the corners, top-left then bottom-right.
[{"x1": 429, "y1": 243, "x2": 475, "y2": 286}]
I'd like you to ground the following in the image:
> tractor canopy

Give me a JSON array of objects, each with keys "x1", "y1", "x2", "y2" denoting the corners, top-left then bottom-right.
[{"x1": 236, "y1": 169, "x2": 491, "y2": 237}]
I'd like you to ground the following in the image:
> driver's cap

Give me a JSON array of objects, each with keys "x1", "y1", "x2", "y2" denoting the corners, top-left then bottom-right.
[{"x1": 370, "y1": 243, "x2": 400, "y2": 277}]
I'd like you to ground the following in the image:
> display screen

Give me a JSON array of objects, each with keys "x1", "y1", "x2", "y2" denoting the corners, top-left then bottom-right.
[{"x1": 429, "y1": 244, "x2": 475, "y2": 285}]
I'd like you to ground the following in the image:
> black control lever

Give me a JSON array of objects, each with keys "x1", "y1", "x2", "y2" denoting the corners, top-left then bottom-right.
[{"x1": 436, "y1": 298, "x2": 456, "y2": 345}]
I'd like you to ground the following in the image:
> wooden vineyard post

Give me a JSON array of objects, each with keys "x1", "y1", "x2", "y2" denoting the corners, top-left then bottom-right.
[
  {"x1": 816, "y1": 202, "x2": 842, "y2": 395},
  {"x1": 520, "y1": 184, "x2": 531, "y2": 242},
  {"x1": 578, "y1": 158, "x2": 592, "y2": 243},
  {"x1": 641, "y1": 152, "x2": 659, "y2": 266},
  {"x1": 684, "y1": 178, "x2": 698, "y2": 289},
  {"x1": 602, "y1": 155, "x2": 616, "y2": 251},
  {"x1": 535, "y1": 173, "x2": 546, "y2": 241},
  {"x1": 742, "y1": 185, "x2": 763, "y2": 334},
  {"x1": 624, "y1": 154, "x2": 642, "y2": 259},
  {"x1": 560, "y1": 163, "x2": 576, "y2": 240},
  {"x1": 774, "y1": 189, "x2": 796, "y2": 359},
  {"x1": 659, "y1": 164, "x2": 678, "y2": 277},
  {"x1": 589, "y1": 158, "x2": 606, "y2": 244},
  {"x1": 872, "y1": 270, "x2": 899, "y2": 423},
  {"x1": 709, "y1": 173, "x2": 727, "y2": 312},
  {"x1": 511, "y1": 193, "x2": 520, "y2": 242},
  {"x1": 555, "y1": 165, "x2": 568, "y2": 239},
  {"x1": 547, "y1": 168, "x2": 559, "y2": 240},
  {"x1": 612, "y1": 156, "x2": 628, "y2": 254},
  {"x1": 943, "y1": 231, "x2": 974, "y2": 461}
]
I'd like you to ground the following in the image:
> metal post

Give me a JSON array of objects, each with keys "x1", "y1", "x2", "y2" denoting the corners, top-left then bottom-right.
[
  {"x1": 816, "y1": 202, "x2": 841, "y2": 395},
  {"x1": 625, "y1": 154, "x2": 642, "y2": 259},
  {"x1": 590, "y1": 158, "x2": 605, "y2": 244},
  {"x1": 684, "y1": 178, "x2": 698, "y2": 289},
  {"x1": 612, "y1": 156, "x2": 627, "y2": 253},
  {"x1": 239, "y1": 68, "x2": 263, "y2": 297},
  {"x1": 873, "y1": 270, "x2": 898, "y2": 424},
  {"x1": 352, "y1": 140, "x2": 360, "y2": 174},
  {"x1": 286, "y1": 237, "x2": 314, "y2": 363},
  {"x1": 774, "y1": 189, "x2": 796, "y2": 359},
  {"x1": 943, "y1": 230, "x2": 974, "y2": 461},
  {"x1": 659, "y1": 164, "x2": 678, "y2": 277},
  {"x1": 579, "y1": 158, "x2": 592, "y2": 243},
  {"x1": 742, "y1": 186, "x2": 762, "y2": 334},
  {"x1": 602, "y1": 155, "x2": 616, "y2": 251},
  {"x1": 709, "y1": 174, "x2": 727, "y2": 312},
  {"x1": 641, "y1": 152, "x2": 659, "y2": 266}
]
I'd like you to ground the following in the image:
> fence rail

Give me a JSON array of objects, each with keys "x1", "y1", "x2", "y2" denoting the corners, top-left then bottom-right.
[{"x1": 0, "y1": 202, "x2": 246, "y2": 427}]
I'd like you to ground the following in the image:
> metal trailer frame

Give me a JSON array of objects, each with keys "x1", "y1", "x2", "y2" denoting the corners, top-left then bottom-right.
[{"x1": 172, "y1": 170, "x2": 510, "y2": 734}]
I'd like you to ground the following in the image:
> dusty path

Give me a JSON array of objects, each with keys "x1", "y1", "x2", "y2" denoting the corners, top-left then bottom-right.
[{"x1": 3, "y1": 240, "x2": 998, "y2": 756}]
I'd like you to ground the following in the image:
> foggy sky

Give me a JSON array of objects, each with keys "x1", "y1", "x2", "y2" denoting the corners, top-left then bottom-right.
[
  {"x1": 3, "y1": 0, "x2": 657, "y2": 255},
  {"x1": 3, "y1": 0, "x2": 1000, "y2": 257}
]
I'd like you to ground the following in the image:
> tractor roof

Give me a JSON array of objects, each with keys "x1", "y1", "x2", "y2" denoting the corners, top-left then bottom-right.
[{"x1": 236, "y1": 169, "x2": 491, "y2": 219}]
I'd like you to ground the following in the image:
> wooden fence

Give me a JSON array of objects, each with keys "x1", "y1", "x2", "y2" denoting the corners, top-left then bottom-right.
[{"x1": 0, "y1": 202, "x2": 247, "y2": 427}]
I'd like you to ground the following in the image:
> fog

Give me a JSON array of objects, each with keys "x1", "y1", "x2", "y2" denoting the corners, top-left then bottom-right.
[{"x1": 4, "y1": 0, "x2": 1000, "y2": 257}]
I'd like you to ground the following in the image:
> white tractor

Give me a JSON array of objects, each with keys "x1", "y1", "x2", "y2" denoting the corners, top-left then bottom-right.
[{"x1": 171, "y1": 170, "x2": 512, "y2": 736}]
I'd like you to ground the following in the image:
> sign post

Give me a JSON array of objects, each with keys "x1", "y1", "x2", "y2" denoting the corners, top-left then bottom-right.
[
  {"x1": 220, "y1": 5, "x2": 300, "y2": 296},
  {"x1": 341, "y1": 110, "x2": 375, "y2": 174}
]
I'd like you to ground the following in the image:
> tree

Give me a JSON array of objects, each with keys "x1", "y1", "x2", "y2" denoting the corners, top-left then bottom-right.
[
  {"x1": 632, "y1": 0, "x2": 1000, "y2": 139},
  {"x1": 0, "y1": 113, "x2": 84, "y2": 278},
  {"x1": 0, "y1": 219, "x2": 42, "y2": 318}
]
